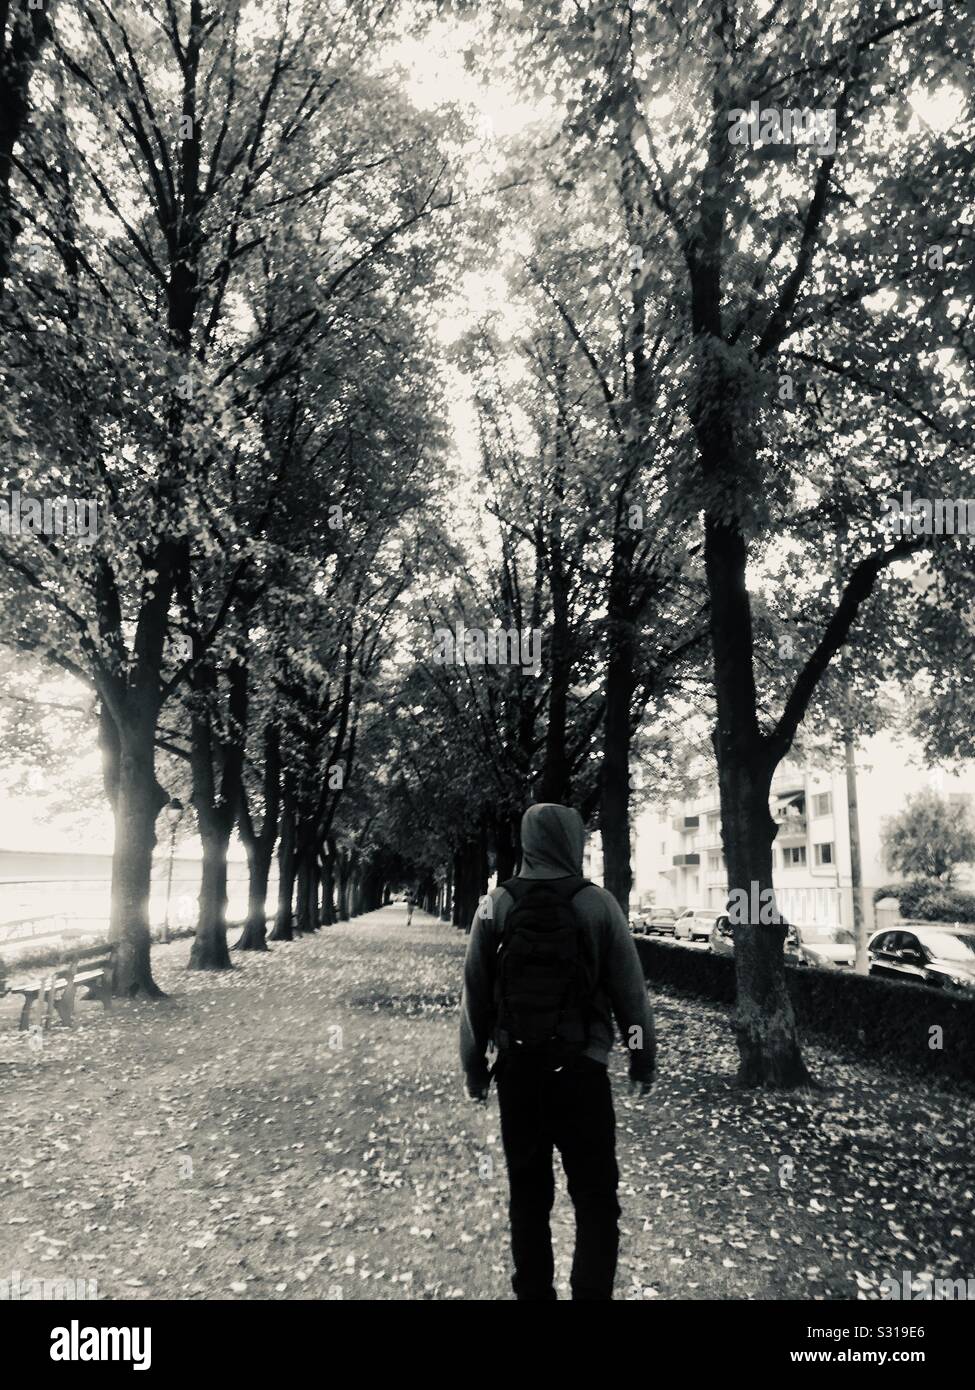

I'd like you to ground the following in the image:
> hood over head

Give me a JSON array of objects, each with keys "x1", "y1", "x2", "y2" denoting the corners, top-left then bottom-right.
[{"x1": 519, "y1": 803, "x2": 585, "y2": 878}]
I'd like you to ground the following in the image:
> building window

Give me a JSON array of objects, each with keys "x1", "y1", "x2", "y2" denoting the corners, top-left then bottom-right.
[
  {"x1": 660, "y1": 842, "x2": 666, "y2": 855},
  {"x1": 708, "y1": 852, "x2": 720, "y2": 871},
  {"x1": 814, "y1": 842, "x2": 834, "y2": 866},
  {"x1": 812, "y1": 792, "x2": 832, "y2": 817},
  {"x1": 784, "y1": 846, "x2": 807, "y2": 866}
]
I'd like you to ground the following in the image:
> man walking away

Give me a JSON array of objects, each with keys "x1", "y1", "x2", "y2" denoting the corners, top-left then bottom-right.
[
  {"x1": 459, "y1": 803, "x2": 656, "y2": 1301},
  {"x1": 406, "y1": 891, "x2": 415, "y2": 927}
]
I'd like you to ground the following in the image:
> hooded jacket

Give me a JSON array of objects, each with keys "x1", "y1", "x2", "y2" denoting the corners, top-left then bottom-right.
[{"x1": 459, "y1": 803, "x2": 656, "y2": 1085}]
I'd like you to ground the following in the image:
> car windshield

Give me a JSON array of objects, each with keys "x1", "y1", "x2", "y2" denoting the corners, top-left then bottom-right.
[
  {"x1": 798, "y1": 926, "x2": 855, "y2": 946},
  {"x1": 916, "y1": 931, "x2": 975, "y2": 962}
]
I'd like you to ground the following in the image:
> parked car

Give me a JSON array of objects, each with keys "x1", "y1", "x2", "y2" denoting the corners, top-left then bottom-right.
[
  {"x1": 792, "y1": 923, "x2": 855, "y2": 969},
  {"x1": 708, "y1": 918, "x2": 854, "y2": 967},
  {"x1": 867, "y1": 925, "x2": 975, "y2": 993},
  {"x1": 647, "y1": 907, "x2": 679, "y2": 935},
  {"x1": 675, "y1": 907, "x2": 722, "y2": 942},
  {"x1": 708, "y1": 913, "x2": 734, "y2": 956}
]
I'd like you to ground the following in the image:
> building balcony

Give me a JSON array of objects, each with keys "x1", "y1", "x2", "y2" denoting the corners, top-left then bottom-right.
[
  {"x1": 673, "y1": 853, "x2": 701, "y2": 867},
  {"x1": 775, "y1": 818, "x2": 808, "y2": 844},
  {"x1": 672, "y1": 815, "x2": 700, "y2": 832}
]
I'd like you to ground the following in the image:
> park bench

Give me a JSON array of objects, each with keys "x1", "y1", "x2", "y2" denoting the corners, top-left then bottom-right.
[{"x1": 6, "y1": 943, "x2": 114, "y2": 1033}]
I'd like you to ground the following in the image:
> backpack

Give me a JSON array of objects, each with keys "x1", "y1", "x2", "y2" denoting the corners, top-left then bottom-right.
[{"x1": 493, "y1": 876, "x2": 596, "y2": 1061}]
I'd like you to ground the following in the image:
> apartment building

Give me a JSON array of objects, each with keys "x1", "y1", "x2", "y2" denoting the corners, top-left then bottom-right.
[{"x1": 628, "y1": 731, "x2": 975, "y2": 932}]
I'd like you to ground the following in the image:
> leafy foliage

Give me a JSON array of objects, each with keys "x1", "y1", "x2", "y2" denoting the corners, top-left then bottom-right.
[{"x1": 881, "y1": 788, "x2": 975, "y2": 884}]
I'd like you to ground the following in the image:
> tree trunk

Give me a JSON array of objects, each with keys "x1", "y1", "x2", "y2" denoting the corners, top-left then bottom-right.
[
  {"x1": 236, "y1": 724, "x2": 280, "y2": 951},
  {"x1": 719, "y1": 749, "x2": 811, "y2": 1086},
  {"x1": 190, "y1": 821, "x2": 233, "y2": 970},
  {"x1": 187, "y1": 653, "x2": 244, "y2": 971},
  {"x1": 295, "y1": 844, "x2": 318, "y2": 933},
  {"x1": 270, "y1": 789, "x2": 296, "y2": 941},
  {"x1": 600, "y1": 607, "x2": 637, "y2": 911},
  {"x1": 295, "y1": 846, "x2": 310, "y2": 933},
  {"x1": 320, "y1": 839, "x2": 336, "y2": 925},
  {"x1": 494, "y1": 814, "x2": 517, "y2": 883},
  {"x1": 337, "y1": 849, "x2": 352, "y2": 920},
  {"x1": 844, "y1": 733, "x2": 868, "y2": 974},
  {"x1": 307, "y1": 852, "x2": 320, "y2": 930},
  {"x1": 109, "y1": 719, "x2": 167, "y2": 998},
  {"x1": 537, "y1": 359, "x2": 572, "y2": 804},
  {"x1": 451, "y1": 850, "x2": 463, "y2": 926},
  {"x1": 452, "y1": 834, "x2": 486, "y2": 932},
  {"x1": 706, "y1": 515, "x2": 812, "y2": 1087},
  {"x1": 238, "y1": 840, "x2": 272, "y2": 951},
  {"x1": 537, "y1": 565, "x2": 571, "y2": 803}
]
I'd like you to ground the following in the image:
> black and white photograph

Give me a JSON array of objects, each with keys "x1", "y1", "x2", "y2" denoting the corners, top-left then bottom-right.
[{"x1": 0, "y1": 0, "x2": 972, "y2": 1361}]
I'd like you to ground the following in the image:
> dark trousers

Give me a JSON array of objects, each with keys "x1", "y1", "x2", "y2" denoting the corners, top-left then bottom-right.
[{"x1": 496, "y1": 1054, "x2": 620, "y2": 1300}]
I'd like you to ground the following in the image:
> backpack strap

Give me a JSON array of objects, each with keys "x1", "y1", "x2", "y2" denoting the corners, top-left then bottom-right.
[{"x1": 501, "y1": 875, "x2": 589, "y2": 902}]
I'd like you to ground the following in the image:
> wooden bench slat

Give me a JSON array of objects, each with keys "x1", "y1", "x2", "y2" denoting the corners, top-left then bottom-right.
[{"x1": 8, "y1": 950, "x2": 114, "y2": 1031}]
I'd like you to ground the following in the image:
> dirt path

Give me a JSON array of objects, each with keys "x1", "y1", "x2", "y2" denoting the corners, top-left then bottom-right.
[{"x1": 1, "y1": 906, "x2": 972, "y2": 1300}]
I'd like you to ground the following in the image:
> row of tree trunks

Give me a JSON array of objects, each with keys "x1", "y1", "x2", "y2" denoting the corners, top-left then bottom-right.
[
  {"x1": 358, "y1": 866, "x2": 385, "y2": 914},
  {"x1": 417, "y1": 871, "x2": 439, "y2": 915}
]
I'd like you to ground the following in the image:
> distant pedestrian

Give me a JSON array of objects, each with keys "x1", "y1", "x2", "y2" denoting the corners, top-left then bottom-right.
[
  {"x1": 460, "y1": 802, "x2": 656, "y2": 1301},
  {"x1": 406, "y1": 891, "x2": 415, "y2": 926}
]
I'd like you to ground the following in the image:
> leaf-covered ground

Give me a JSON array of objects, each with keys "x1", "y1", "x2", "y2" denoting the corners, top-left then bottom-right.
[{"x1": 1, "y1": 906, "x2": 972, "y2": 1301}]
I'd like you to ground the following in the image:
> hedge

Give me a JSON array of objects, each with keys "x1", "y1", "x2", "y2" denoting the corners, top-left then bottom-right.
[
  {"x1": 633, "y1": 937, "x2": 975, "y2": 1084},
  {"x1": 871, "y1": 877, "x2": 975, "y2": 924}
]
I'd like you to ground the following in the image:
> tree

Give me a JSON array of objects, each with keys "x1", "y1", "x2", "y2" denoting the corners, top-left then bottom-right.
[
  {"x1": 487, "y1": 0, "x2": 973, "y2": 1085},
  {"x1": 882, "y1": 789, "x2": 975, "y2": 885},
  {"x1": 1, "y1": 0, "x2": 461, "y2": 988}
]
